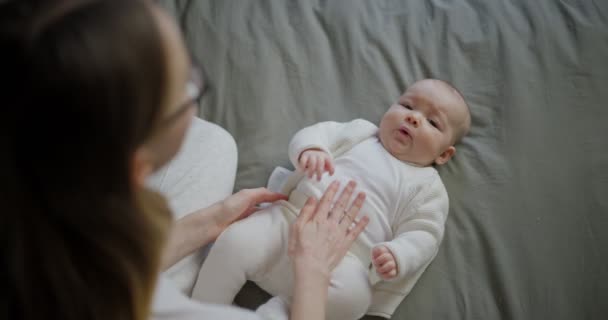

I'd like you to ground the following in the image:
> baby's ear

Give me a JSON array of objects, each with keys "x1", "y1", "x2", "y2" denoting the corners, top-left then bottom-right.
[{"x1": 434, "y1": 146, "x2": 456, "y2": 165}]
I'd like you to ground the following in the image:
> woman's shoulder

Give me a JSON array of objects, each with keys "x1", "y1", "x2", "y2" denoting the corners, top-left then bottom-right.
[{"x1": 151, "y1": 276, "x2": 262, "y2": 320}]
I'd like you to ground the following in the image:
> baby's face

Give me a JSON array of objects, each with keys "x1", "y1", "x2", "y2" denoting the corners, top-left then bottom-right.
[{"x1": 378, "y1": 79, "x2": 469, "y2": 166}]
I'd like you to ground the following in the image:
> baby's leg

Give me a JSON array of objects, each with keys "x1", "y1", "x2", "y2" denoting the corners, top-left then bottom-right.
[
  {"x1": 191, "y1": 206, "x2": 288, "y2": 304},
  {"x1": 252, "y1": 255, "x2": 371, "y2": 320},
  {"x1": 255, "y1": 296, "x2": 290, "y2": 320},
  {"x1": 326, "y1": 255, "x2": 373, "y2": 320}
]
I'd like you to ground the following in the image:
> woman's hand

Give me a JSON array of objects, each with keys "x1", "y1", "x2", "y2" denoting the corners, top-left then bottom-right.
[
  {"x1": 288, "y1": 180, "x2": 368, "y2": 320},
  {"x1": 214, "y1": 188, "x2": 287, "y2": 238},
  {"x1": 161, "y1": 188, "x2": 286, "y2": 270},
  {"x1": 288, "y1": 180, "x2": 369, "y2": 279}
]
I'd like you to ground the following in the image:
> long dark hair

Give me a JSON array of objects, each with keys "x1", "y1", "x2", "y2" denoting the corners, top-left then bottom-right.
[{"x1": 1, "y1": 0, "x2": 172, "y2": 319}]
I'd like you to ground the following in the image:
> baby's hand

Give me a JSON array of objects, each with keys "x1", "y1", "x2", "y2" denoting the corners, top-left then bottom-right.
[
  {"x1": 372, "y1": 245, "x2": 398, "y2": 280},
  {"x1": 298, "y1": 149, "x2": 335, "y2": 181}
]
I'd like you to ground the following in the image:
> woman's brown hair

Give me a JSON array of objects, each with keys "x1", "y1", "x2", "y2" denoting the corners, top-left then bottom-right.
[{"x1": 1, "y1": 0, "x2": 173, "y2": 319}]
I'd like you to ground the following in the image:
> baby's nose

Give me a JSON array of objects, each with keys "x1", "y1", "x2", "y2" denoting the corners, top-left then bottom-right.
[{"x1": 405, "y1": 114, "x2": 420, "y2": 127}]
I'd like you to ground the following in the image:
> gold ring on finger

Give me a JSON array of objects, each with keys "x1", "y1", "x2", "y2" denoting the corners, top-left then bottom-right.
[{"x1": 341, "y1": 213, "x2": 354, "y2": 223}]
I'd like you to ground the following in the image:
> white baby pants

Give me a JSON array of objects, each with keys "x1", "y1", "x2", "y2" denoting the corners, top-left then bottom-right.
[{"x1": 191, "y1": 204, "x2": 372, "y2": 320}]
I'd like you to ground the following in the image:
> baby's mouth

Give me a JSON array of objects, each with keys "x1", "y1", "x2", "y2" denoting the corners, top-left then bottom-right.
[
  {"x1": 395, "y1": 127, "x2": 412, "y2": 144},
  {"x1": 398, "y1": 126, "x2": 412, "y2": 138}
]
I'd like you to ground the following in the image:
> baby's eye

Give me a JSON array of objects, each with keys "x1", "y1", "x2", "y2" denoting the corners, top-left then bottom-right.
[
  {"x1": 428, "y1": 119, "x2": 439, "y2": 128},
  {"x1": 403, "y1": 105, "x2": 413, "y2": 110}
]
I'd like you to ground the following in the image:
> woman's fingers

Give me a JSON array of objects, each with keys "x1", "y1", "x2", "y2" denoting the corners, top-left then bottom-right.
[
  {"x1": 345, "y1": 215, "x2": 369, "y2": 244},
  {"x1": 313, "y1": 181, "x2": 340, "y2": 222},
  {"x1": 289, "y1": 197, "x2": 317, "y2": 258},
  {"x1": 288, "y1": 180, "x2": 369, "y2": 276},
  {"x1": 329, "y1": 181, "x2": 356, "y2": 223},
  {"x1": 339, "y1": 192, "x2": 366, "y2": 230},
  {"x1": 248, "y1": 188, "x2": 288, "y2": 204},
  {"x1": 297, "y1": 196, "x2": 318, "y2": 224}
]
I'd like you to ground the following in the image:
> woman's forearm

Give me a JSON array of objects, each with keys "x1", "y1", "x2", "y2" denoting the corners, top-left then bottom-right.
[
  {"x1": 160, "y1": 202, "x2": 224, "y2": 270},
  {"x1": 290, "y1": 262, "x2": 330, "y2": 320},
  {"x1": 160, "y1": 188, "x2": 288, "y2": 271}
]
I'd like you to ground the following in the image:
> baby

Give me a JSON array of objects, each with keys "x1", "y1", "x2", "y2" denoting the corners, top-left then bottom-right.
[{"x1": 192, "y1": 79, "x2": 471, "y2": 319}]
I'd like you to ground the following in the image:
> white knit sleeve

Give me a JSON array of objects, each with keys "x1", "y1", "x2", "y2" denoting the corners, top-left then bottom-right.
[
  {"x1": 375, "y1": 175, "x2": 449, "y2": 282},
  {"x1": 288, "y1": 121, "x2": 341, "y2": 168},
  {"x1": 287, "y1": 119, "x2": 377, "y2": 170}
]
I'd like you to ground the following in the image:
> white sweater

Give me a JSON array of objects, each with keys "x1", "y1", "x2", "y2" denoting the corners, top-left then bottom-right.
[{"x1": 283, "y1": 119, "x2": 449, "y2": 318}]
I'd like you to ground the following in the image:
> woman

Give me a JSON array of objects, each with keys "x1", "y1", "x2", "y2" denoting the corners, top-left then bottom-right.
[{"x1": 1, "y1": 1, "x2": 368, "y2": 320}]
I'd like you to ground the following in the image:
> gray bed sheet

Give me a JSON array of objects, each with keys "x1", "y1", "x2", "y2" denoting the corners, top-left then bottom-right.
[{"x1": 159, "y1": 0, "x2": 608, "y2": 319}]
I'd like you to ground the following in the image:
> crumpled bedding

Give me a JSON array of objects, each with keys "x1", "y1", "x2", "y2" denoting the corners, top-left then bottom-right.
[{"x1": 158, "y1": 0, "x2": 608, "y2": 319}]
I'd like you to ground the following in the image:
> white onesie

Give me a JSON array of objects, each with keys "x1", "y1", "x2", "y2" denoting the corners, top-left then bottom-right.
[{"x1": 191, "y1": 119, "x2": 449, "y2": 319}]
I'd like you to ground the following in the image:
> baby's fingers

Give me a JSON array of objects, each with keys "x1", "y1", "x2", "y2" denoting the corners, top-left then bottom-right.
[
  {"x1": 325, "y1": 158, "x2": 335, "y2": 176},
  {"x1": 316, "y1": 155, "x2": 323, "y2": 181},
  {"x1": 379, "y1": 268, "x2": 397, "y2": 279},
  {"x1": 372, "y1": 246, "x2": 389, "y2": 260},
  {"x1": 307, "y1": 156, "x2": 317, "y2": 179},
  {"x1": 376, "y1": 259, "x2": 396, "y2": 274},
  {"x1": 373, "y1": 252, "x2": 394, "y2": 267},
  {"x1": 299, "y1": 153, "x2": 309, "y2": 171}
]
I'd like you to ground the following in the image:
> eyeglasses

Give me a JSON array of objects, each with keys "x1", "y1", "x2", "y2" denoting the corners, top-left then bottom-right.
[{"x1": 160, "y1": 65, "x2": 205, "y2": 126}]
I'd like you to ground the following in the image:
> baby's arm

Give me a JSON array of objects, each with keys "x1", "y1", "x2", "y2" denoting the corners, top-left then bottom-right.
[
  {"x1": 372, "y1": 176, "x2": 449, "y2": 281},
  {"x1": 288, "y1": 119, "x2": 375, "y2": 180}
]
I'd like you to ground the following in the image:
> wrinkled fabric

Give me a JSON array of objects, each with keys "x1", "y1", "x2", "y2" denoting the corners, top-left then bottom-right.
[{"x1": 158, "y1": 1, "x2": 608, "y2": 319}]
